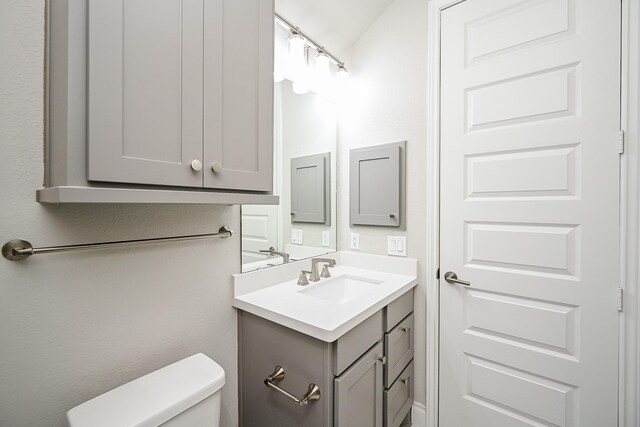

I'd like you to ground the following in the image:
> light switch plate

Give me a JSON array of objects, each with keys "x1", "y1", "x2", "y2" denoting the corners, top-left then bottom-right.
[
  {"x1": 322, "y1": 231, "x2": 331, "y2": 247},
  {"x1": 350, "y1": 232, "x2": 360, "y2": 250},
  {"x1": 387, "y1": 236, "x2": 407, "y2": 257},
  {"x1": 292, "y1": 229, "x2": 303, "y2": 245}
]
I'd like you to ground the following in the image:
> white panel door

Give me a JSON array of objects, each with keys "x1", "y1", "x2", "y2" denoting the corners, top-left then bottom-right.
[
  {"x1": 241, "y1": 205, "x2": 279, "y2": 263},
  {"x1": 439, "y1": 0, "x2": 621, "y2": 426},
  {"x1": 88, "y1": 0, "x2": 204, "y2": 187}
]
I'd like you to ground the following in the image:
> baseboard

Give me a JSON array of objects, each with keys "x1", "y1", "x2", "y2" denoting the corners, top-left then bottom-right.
[{"x1": 412, "y1": 401, "x2": 426, "y2": 427}]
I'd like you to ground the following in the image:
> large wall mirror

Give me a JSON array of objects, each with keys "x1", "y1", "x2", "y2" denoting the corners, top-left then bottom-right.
[{"x1": 241, "y1": 79, "x2": 337, "y2": 272}]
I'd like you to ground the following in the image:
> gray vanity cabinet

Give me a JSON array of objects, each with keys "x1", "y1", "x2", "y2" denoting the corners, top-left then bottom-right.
[{"x1": 238, "y1": 289, "x2": 414, "y2": 427}]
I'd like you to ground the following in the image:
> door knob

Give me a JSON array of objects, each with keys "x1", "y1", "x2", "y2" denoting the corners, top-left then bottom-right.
[
  {"x1": 211, "y1": 162, "x2": 222, "y2": 173},
  {"x1": 444, "y1": 271, "x2": 471, "y2": 286},
  {"x1": 389, "y1": 213, "x2": 396, "y2": 219},
  {"x1": 190, "y1": 159, "x2": 202, "y2": 171}
]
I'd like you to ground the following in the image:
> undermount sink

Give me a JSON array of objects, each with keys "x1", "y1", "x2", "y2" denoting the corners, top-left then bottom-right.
[{"x1": 299, "y1": 275, "x2": 383, "y2": 304}]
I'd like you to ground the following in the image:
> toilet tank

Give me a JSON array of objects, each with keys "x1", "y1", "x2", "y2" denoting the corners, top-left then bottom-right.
[{"x1": 67, "y1": 353, "x2": 225, "y2": 427}]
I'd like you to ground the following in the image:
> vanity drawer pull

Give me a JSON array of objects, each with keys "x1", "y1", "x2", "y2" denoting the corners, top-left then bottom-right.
[{"x1": 264, "y1": 365, "x2": 321, "y2": 406}]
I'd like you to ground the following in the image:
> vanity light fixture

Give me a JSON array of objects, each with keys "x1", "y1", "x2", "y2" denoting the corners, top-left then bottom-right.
[{"x1": 275, "y1": 13, "x2": 349, "y2": 95}]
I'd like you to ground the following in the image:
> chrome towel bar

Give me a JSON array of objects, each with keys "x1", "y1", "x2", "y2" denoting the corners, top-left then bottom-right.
[
  {"x1": 2, "y1": 225, "x2": 234, "y2": 261},
  {"x1": 264, "y1": 365, "x2": 321, "y2": 406}
]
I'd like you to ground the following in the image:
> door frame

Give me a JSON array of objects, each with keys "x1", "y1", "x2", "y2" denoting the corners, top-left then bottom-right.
[{"x1": 424, "y1": 1, "x2": 639, "y2": 426}]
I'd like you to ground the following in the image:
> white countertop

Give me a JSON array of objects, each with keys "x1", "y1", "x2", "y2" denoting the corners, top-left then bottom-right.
[{"x1": 233, "y1": 252, "x2": 418, "y2": 342}]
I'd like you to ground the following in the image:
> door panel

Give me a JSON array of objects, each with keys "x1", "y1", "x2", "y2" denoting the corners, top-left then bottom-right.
[
  {"x1": 291, "y1": 153, "x2": 329, "y2": 224},
  {"x1": 439, "y1": 0, "x2": 620, "y2": 426},
  {"x1": 88, "y1": 0, "x2": 204, "y2": 187},
  {"x1": 241, "y1": 205, "x2": 279, "y2": 264},
  {"x1": 335, "y1": 342, "x2": 383, "y2": 427},
  {"x1": 204, "y1": 0, "x2": 274, "y2": 191}
]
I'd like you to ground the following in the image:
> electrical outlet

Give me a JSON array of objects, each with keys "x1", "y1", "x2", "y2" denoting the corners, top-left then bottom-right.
[
  {"x1": 322, "y1": 231, "x2": 331, "y2": 247},
  {"x1": 291, "y1": 229, "x2": 303, "y2": 245},
  {"x1": 350, "y1": 232, "x2": 360, "y2": 250},
  {"x1": 387, "y1": 236, "x2": 407, "y2": 257}
]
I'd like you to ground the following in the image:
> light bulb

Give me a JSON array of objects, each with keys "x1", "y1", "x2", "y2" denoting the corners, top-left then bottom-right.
[
  {"x1": 313, "y1": 52, "x2": 330, "y2": 94},
  {"x1": 315, "y1": 52, "x2": 330, "y2": 75},
  {"x1": 288, "y1": 34, "x2": 306, "y2": 80}
]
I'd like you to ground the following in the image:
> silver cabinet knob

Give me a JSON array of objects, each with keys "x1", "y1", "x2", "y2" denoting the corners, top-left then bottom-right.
[
  {"x1": 211, "y1": 162, "x2": 223, "y2": 173},
  {"x1": 191, "y1": 160, "x2": 202, "y2": 171},
  {"x1": 389, "y1": 213, "x2": 397, "y2": 219}
]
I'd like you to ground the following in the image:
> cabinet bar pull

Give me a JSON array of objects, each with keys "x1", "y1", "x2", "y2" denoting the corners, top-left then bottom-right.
[
  {"x1": 2, "y1": 226, "x2": 234, "y2": 261},
  {"x1": 264, "y1": 365, "x2": 321, "y2": 406}
]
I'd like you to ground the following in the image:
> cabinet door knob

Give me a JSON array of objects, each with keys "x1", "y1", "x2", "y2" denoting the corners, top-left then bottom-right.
[
  {"x1": 190, "y1": 160, "x2": 202, "y2": 171},
  {"x1": 211, "y1": 162, "x2": 223, "y2": 173},
  {"x1": 376, "y1": 355, "x2": 387, "y2": 365}
]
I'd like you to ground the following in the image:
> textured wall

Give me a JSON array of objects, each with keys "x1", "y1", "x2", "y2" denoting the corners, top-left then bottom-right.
[
  {"x1": 337, "y1": 0, "x2": 430, "y2": 406},
  {"x1": 0, "y1": 1, "x2": 240, "y2": 426}
]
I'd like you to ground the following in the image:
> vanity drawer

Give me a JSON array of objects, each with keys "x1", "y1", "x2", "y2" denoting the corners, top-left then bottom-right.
[
  {"x1": 384, "y1": 290, "x2": 413, "y2": 332},
  {"x1": 334, "y1": 310, "x2": 383, "y2": 376},
  {"x1": 384, "y1": 360, "x2": 414, "y2": 427},
  {"x1": 384, "y1": 313, "x2": 414, "y2": 387}
]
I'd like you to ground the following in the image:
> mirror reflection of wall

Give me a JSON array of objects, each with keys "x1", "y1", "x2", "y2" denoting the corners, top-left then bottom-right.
[{"x1": 242, "y1": 80, "x2": 337, "y2": 272}]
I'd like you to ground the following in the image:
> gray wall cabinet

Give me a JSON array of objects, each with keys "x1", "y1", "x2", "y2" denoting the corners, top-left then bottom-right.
[
  {"x1": 43, "y1": 0, "x2": 276, "y2": 204},
  {"x1": 350, "y1": 142, "x2": 406, "y2": 228},
  {"x1": 238, "y1": 289, "x2": 414, "y2": 427},
  {"x1": 291, "y1": 153, "x2": 331, "y2": 224}
]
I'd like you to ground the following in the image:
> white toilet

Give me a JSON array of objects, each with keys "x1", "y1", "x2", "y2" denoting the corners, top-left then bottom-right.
[{"x1": 67, "y1": 353, "x2": 225, "y2": 427}]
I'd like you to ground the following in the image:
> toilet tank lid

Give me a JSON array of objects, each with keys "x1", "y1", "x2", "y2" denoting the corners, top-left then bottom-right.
[{"x1": 67, "y1": 353, "x2": 225, "y2": 427}]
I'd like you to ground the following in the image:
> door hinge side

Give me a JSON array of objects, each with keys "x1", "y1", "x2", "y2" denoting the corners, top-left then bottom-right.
[
  {"x1": 617, "y1": 287, "x2": 624, "y2": 312},
  {"x1": 618, "y1": 130, "x2": 625, "y2": 154}
]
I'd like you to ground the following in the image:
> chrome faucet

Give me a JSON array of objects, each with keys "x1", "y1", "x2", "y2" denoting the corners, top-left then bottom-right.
[
  {"x1": 259, "y1": 246, "x2": 290, "y2": 264},
  {"x1": 309, "y1": 257, "x2": 336, "y2": 282}
]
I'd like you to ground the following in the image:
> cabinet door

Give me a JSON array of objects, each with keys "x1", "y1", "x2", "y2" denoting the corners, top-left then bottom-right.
[
  {"x1": 350, "y1": 142, "x2": 405, "y2": 227},
  {"x1": 291, "y1": 153, "x2": 329, "y2": 224},
  {"x1": 203, "y1": 0, "x2": 274, "y2": 191},
  {"x1": 88, "y1": 0, "x2": 204, "y2": 187},
  {"x1": 334, "y1": 342, "x2": 384, "y2": 427}
]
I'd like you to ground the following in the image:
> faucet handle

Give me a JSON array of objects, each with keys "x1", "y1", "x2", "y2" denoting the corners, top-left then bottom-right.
[
  {"x1": 298, "y1": 271, "x2": 310, "y2": 286},
  {"x1": 320, "y1": 265, "x2": 332, "y2": 278}
]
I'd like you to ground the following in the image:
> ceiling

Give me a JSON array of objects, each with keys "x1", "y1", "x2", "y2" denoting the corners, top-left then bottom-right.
[{"x1": 275, "y1": 0, "x2": 395, "y2": 58}]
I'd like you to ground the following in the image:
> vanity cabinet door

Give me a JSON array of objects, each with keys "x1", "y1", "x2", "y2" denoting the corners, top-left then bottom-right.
[
  {"x1": 203, "y1": 0, "x2": 274, "y2": 191},
  {"x1": 334, "y1": 342, "x2": 384, "y2": 427},
  {"x1": 88, "y1": 0, "x2": 204, "y2": 188}
]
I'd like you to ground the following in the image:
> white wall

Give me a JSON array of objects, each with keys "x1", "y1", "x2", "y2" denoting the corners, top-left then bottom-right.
[
  {"x1": 337, "y1": 0, "x2": 430, "y2": 406},
  {"x1": 0, "y1": 2, "x2": 239, "y2": 426}
]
